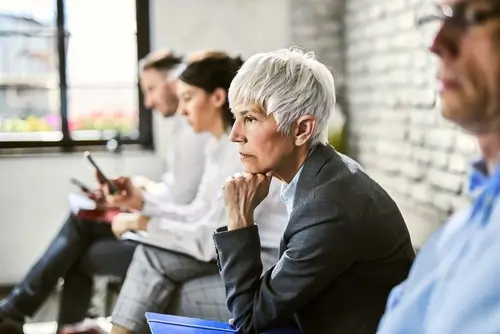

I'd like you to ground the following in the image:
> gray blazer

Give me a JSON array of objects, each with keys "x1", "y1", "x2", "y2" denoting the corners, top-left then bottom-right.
[{"x1": 213, "y1": 144, "x2": 414, "y2": 334}]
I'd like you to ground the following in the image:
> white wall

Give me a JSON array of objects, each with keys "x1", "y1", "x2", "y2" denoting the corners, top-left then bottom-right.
[
  {"x1": 150, "y1": 0, "x2": 292, "y2": 155},
  {"x1": 0, "y1": 0, "x2": 292, "y2": 284},
  {"x1": 150, "y1": 0, "x2": 290, "y2": 54}
]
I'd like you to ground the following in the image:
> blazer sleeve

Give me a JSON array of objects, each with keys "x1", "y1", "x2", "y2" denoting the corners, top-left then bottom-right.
[{"x1": 213, "y1": 198, "x2": 357, "y2": 333}]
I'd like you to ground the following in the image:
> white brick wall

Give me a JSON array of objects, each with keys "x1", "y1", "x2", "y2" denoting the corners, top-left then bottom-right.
[{"x1": 291, "y1": 0, "x2": 479, "y2": 247}]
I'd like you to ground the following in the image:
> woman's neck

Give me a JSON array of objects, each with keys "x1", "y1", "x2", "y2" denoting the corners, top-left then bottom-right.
[
  {"x1": 209, "y1": 117, "x2": 227, "y2": 139},
  {"x1": 274, "y1": 146, "x2": 311, "y2": 184}
]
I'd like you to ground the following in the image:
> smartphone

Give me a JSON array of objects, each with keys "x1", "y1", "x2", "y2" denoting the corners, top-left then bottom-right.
[
  {"x1": 70, "y1": 178, "x2": 93, "y2": 193},
  {"x1": 84, "y1": 151, "x2": 119, "y2": 195}
]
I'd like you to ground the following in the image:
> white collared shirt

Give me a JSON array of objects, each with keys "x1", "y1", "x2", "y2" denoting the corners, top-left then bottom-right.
[
  {"x1": 141, "y1": 116, "x2": 210, "y2": 212},
  {"x1": 145, "y1": 133, "x2": 288, "y2": 262},
  {"x1": 281, "y1": 166, "x2": 304, "y2": 218}
]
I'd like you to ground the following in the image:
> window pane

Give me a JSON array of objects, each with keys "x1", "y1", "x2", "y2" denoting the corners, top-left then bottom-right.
[
  {"x1": 65, "y1": 0, "x2": 139, "y2": 141},
  {"x1": 0, "y1": 0, "x2": 62, "y2": 142}
]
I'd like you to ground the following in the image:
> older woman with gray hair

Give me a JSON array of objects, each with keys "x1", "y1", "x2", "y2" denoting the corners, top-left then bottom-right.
[{"x1": 213, "y1": 48, "x2": 415, "y2": 334}]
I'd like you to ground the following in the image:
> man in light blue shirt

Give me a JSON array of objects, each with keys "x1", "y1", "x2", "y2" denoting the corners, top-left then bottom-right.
[{"x1": 377, "y1": 1, "x2": 500, "y2": 333}]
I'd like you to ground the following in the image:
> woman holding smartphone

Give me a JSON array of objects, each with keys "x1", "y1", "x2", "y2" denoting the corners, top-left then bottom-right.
[
  {"x1": 107, "y1": 53, "x2": 288, "y2": 334},
  {"x1": 0, "y1": 49, "x2": 209, "y2": 334}
]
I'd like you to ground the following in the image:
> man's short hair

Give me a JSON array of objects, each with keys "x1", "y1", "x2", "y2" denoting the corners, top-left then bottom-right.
[
  {"x1": 139, "y1": 48, "x2": 183, "y2": 74},
  {"x1": 228, "y1": 47, "x2": 336, "y2": 146}
]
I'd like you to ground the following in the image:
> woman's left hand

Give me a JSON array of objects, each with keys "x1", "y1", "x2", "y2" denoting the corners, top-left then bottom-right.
[{"x1": 223, "y1": 172, "x2": 272, "y2": 230}]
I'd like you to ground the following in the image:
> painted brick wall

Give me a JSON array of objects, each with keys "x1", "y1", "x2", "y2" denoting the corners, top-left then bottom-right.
[{"x1": 291, "y1": 0, "x2": 478, "y2": 246}]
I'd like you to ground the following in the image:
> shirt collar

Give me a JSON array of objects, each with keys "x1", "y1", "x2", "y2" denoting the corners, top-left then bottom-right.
[
  {"x1": 466, "y1": 156, "x2": 500, "y2": 225},
  {"x1": 281, "y1": 166, "x2": 304, "y2": 217},
  {"x1": 468, "y1": 157, "x2": 499, "y2": 195}
]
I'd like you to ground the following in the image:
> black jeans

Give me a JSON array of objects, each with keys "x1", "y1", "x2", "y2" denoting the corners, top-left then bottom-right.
[{"x1": 0, "y1": 213, "x2": 136, "y2": 326}]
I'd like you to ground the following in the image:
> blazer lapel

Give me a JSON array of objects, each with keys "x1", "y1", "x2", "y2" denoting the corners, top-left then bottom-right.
[
  {"x1": 278, "y1": 144, "x2": 339, "y2": 256},
  {"x1": 292, "y1": 144, "x2": 337, "y2": 211}
]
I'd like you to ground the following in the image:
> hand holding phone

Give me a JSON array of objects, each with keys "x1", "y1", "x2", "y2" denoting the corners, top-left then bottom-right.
[
  {"x1": 84, "y1": 151, "x2": 119, "y2": 195},
  {"x1": 106, "y1": 176, "x2": 145, "y2": 211},
  {"x1": 84, "y1": 151, "x2": 144, "y2": 211},
  {"x1": 70, "y1": 177, "x2": 113, "y2": 211},
  {"x1": 70, "y1": 178, "x2": 93, "y2": 194}
]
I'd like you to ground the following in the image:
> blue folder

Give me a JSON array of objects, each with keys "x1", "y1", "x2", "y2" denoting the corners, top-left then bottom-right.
[{"x1": 145, "y1": 312, "x2": 301, "y2": 334}]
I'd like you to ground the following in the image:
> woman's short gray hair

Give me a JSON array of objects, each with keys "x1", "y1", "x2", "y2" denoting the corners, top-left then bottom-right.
[{"x1": 228, "y1": 47, "x2": 336, "y2": 146}]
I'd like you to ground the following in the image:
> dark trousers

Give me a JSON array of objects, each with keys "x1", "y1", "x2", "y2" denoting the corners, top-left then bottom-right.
[{"x1": 0, "y1": 213, "x2": 136, "y2": 326}]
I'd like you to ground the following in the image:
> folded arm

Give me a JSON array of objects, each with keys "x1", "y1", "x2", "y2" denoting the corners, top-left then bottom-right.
[
  {"x1": 147, "y1": 202, "x2": 226, "y2": 262},
  {"x1": 142, "y1": 195, "x2": 211, "y2": 223}
]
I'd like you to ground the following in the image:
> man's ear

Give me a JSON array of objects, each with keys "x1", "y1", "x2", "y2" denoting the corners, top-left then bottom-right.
[
  {"x1": 294, "y1": 115, "x2": 316, "y2": 146},
  {"x1": 211, "y1": 88, "x2": 227, "y2": 108}
]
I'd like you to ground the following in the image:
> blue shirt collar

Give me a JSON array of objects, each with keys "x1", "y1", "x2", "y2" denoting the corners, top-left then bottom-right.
[
  {"x1": 281, "y1": 166, "x2": 304, "y2": 217},
  {"x1": 468, "y1": 158, "x2": 498, "y2": 195},
  {"x1": 467, "y1": 157, "x2": 500, "y2": 225}
]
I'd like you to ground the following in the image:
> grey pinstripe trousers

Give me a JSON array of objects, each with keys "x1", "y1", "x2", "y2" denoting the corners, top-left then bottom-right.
[{"x1": 111, "y1": 244, "x2": 278, "y2": 334}]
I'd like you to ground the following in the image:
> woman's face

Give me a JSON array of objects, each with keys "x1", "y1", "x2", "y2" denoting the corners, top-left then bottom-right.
[
  {"x1": 229, "y1": 105, "x2": 295, "y2": 174},
  {"x1": 176, "y1": 81, "x2": 223, "y2": 133}
]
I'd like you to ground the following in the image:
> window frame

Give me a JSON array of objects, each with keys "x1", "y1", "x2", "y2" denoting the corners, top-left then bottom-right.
[{"x1": 0, "y1": 0, "x2": 153, "y2": 152}]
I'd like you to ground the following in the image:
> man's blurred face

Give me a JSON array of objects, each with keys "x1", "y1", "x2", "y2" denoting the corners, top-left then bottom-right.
[
  {"x1": 140, "y1": 68, "x2": 178, "y2": 117},
  {"x1": 430, "y1": 0, "x2": 500, "y2": 133}
]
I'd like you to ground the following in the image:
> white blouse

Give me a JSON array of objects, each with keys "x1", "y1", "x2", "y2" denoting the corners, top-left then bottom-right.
[
  {"x1": 140, "y1": 116, "x2": 210, "y2": 208},
  {"x1": 144, "y1": 133, "x2": 288, "y2": 262}
]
